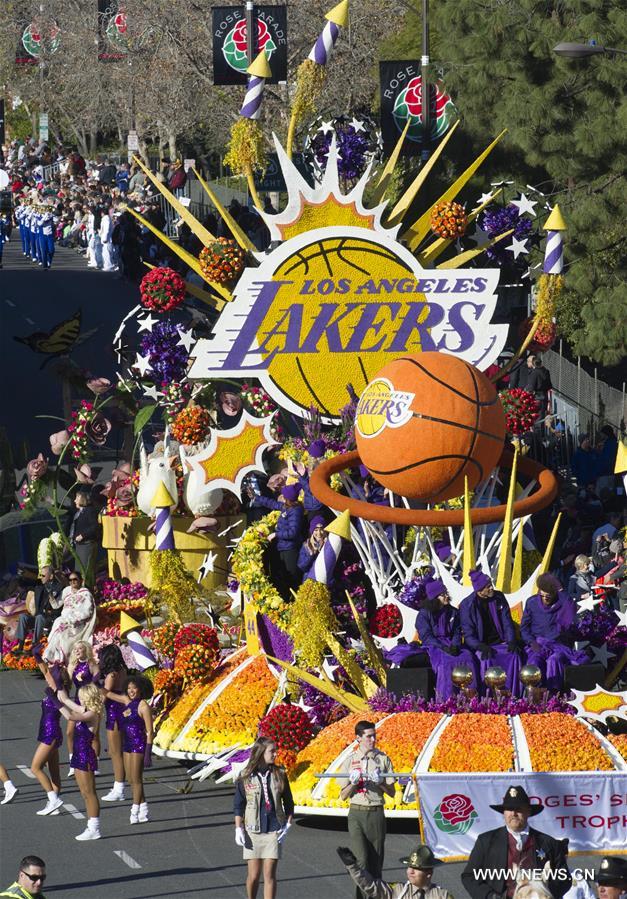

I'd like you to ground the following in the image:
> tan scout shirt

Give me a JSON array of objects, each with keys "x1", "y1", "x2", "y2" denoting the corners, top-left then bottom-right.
[
  {"x1": 341, "y1": 748, "x2": 394, "y2": 807},
  {"x1": 347, "y1": 864, "x2": 455, "y2": 899}
]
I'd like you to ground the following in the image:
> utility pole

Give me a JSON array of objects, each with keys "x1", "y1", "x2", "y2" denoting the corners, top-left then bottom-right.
[
  {"x1": 245, "y1": 1, "x2": 256, "y2": 65},
  {"x1": 421, "y1": 0, "x2": 430, "y2": 161}
]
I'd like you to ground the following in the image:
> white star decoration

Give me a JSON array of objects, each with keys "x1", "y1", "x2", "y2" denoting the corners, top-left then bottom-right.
[
  {"x1": 349, "y1": 117, "x2": 366, "y2": 133},
  {"x1": 477, "y1": 191, "x2": 494, "y2": 206},
  {"x1": 614, "y1": 609, "x2": 627, "y2": 628},
  {"x1": 177, "y1": 328, "x2": 195, "y2": 353},
  {"x1": 511, "y1": 193, "x2": 538, "y2": 217},
  {"x1": 137, "y1": 314, "x2": 158, "y2": 333},
  {"x1": 142, "y1": 384, "x2": 161, "y2": 401},
  {"x1": 197, "y1": 550, "x2": 218, "y2": 583},
  {"x1": 577, "y1": 594, "x2": 602, "y2": 614},
  {"x1": 319, "y1": 120, "x2": 334, "y2": 135},
  {"x1": 134, "y1": 353, "x2": 152, "y2": 376},
  {"x1": 589, "y1": 643, "x2": 615, "y2": 668},
  {"x1": 471, "y1": 225, "x2": 491, "y2": 248},
  {"x1": 506, "y1": 236, "x2": 529, "y2": 259}
]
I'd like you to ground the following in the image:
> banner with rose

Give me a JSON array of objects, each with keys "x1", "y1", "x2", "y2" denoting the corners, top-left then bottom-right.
[
  {"x1": 379, "y1": 61, "x2": 458, "y2": 154},
  {"x1": 212, "y1": 5, "x2": 287, "y2": 85},
  {"x1": 419, "y1": 771, "x2": 627, "y2": 860}
]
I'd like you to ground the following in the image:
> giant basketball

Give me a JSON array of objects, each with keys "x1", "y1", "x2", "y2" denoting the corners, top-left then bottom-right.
[{"x1": 355, "y1": 353, "x2": 506, "y2": 502}]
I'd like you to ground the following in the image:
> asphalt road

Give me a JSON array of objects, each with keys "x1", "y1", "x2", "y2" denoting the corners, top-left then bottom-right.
[
  {"x1": 0, "y1": 236, "x2": 138, "y2": 458},
  {"x1": 0, "y1": 667, "x2": 459, "y2": 898}
]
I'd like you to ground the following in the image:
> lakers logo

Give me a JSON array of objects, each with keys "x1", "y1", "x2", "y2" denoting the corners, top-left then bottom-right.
[{"x1": 355, "y1": 378, "x2": 414, "y2": 438}]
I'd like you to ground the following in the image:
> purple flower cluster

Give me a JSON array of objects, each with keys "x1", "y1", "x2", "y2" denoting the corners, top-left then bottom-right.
[
  {"x1": 140, "y1": 321, "x2": 189, "y2": 384},
  {"x1": 301, "y1": 683, "x2": 348, "y2": 729},
  {"x1": 98, "y1": 579, "x2": 148, "y2": 603},
  {"x1": 368, "y1": 687, "x2": 576, "y2": 716},
  {"x1": 257, "y1": 614, "x2": 294, "y2": 663},
  {"x1": 312, "y1": 125, "x2": 370, "y2": 182},
  {"x1": 397, "y1": 571, "x2": 434, "y2": 610},
  {"x1": 479, "y1": 204, "x2": 536, "y2": 265},
  {"x1": 575, "y1": 607, "x2": 618, "y2": 642}
]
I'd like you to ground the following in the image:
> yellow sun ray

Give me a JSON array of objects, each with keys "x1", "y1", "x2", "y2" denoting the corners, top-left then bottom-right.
[
  {"x1": 436, "y1": 229, "x2": 513, "y2": 269},
  {"x1": 368, "y1": 119, "x2": 411, "y2": 206},
  {"x1": 192, "y1": 167, "x2": 257, "y2": 253}
]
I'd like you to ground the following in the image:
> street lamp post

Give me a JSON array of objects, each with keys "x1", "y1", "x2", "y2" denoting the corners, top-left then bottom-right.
[{"x1": 553, "y1": 41, "x2": 627, "y2": 59}]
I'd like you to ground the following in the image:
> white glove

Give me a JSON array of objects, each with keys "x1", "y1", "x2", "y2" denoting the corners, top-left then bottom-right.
[
  {"x1": 277, "y1": 821, "x2": 292, "y2": 844},
  {"x1": 235, "y1": 826, "x2": 246, "y2": 847},
  {"x1": 348, "y1": 769, "x2": 362, "y2": 785},
  {"x1": 369, "y1": 767, "x2": 382, "y2": 785}
]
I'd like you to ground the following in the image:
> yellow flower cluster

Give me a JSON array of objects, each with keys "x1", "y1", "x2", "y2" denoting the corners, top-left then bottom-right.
[
  {"x1": 520, "y1": 713, "x2": 613, "y2": 771},
  {"x1": 149, "y1": 549, "x2": 198, "y2": 623},
  {"x1": 429, "y1": 714, "x2": 514, "y2": 772},
  {"x1": 535, "y1": 273, "x2": 564, "y2": 325},
  {"x1": 224, "y1": 118, "x2": 268, "y2": 176},
  {"x1": 289, "y1": 580, "x2": 339, "y2": 668},
  {"x1": 608, "y1": 734, "x2": 627, "y2": 762},
  {"x1": 291, "y1": 59, "x2": 328, "y2": 128},
  {"x1": 231, "y1": 511, "x2": 291, "y2": 625}
]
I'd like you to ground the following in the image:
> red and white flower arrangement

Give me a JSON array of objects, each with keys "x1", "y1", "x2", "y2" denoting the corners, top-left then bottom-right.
[
  {"x1": 499, "y1": 388, "x2": 540, "y2": 436},
  {"x1": 140, "y1": 267, "x2": 186, "y2": 313}
]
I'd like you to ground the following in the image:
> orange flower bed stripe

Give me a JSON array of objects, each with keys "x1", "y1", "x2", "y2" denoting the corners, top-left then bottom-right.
[
  {"x1": 429, "y1": 714, "x2": 514, "y2": 772},
  {"x1": 521, "y1": 713, "x2": 613, "y2": 771},
  {"x1": 608, "y1": 734, "x2": 627, "y2": 762},
  {"x1": 376, "y1": 712, "x2": 443, "y2": 808}
]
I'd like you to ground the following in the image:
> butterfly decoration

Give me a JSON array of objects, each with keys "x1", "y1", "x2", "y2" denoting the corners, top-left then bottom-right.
[{"x1": 14, "y1": 310, "x2": 98, "y2": 367}]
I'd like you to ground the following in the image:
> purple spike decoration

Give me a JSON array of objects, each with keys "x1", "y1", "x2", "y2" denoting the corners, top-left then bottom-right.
[
  {"x1": 240, "y1": 74, "x2": 266, "y2": 121},
  {"x1": 308, "y1": 20, "x2": 340, "y2": 66}
]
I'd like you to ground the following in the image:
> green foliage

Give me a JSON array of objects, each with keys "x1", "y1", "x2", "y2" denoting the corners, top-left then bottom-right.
[{"x1": 381, "y1": 0, "x2": 626, "y2": 367}]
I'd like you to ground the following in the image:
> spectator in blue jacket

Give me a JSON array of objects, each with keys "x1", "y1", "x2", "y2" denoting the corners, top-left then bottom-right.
[
  {"x1": 571, "y1": 434, "x2": 598, "y2": 488},
  {"x1": 115, "y1": 163, "x2": 130, "y2": 194},
  {"x1": 253, "y1": 484, "x2": 304, "y2": 598}
]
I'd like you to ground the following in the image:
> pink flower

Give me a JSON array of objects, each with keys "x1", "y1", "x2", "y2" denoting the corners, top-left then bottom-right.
[
  {"x1": 74, "y1": 464, "x2": 93, "y2": 484},
  {"x1": 86, "y1": 376, "x2": 112, "y2": 395},
  {"x1": 49, "y1": 429, "x2": 70, "y2": 455},
  {"x1": 26, "y1": 454, "x2": 48, "y2": 481},
  {"x1": 86, "y1": 412, "x2": 111, "y2": 446}
]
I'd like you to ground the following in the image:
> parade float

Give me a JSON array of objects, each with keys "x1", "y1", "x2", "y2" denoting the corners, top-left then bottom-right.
[{"x1": 5, "y1": 0, "x2": 626, "y2": 862}]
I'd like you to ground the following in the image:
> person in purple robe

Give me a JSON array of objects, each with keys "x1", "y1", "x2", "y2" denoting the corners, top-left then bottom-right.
[
  {"x1": 459, "y1": 568, "x2": 524, "y2": 697},
  {"x1": 416, "y1": 580, "x2": 479, "y2": 699},
  {"x1": 521, "y1": 573, "x2": 589, "y2": 691}
]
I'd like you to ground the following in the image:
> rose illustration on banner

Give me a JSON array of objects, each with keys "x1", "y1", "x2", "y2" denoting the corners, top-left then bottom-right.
[
  {"x1": 393, "y1": 77, "x2": 457, "y2": 143},
  {"x1": 434, "y1": 793, "x2": 478, "y2": 834},
  {"x1": 223, "y1": 18, "x2": 277, "y2": 73}
]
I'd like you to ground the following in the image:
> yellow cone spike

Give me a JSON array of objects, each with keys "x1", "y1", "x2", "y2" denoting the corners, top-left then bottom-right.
[
  {"x1": 266, "y1": 655, "x2": 367, "y2": 713},
  {"x1": 511, "y1": 516, "x2": 526, "y2": 592},
  {"x1": 150, "y1": 482, "x2": 176, "y2": 509},
  {"x1": 120, "y1": 611, "x2": 140, "y2": 637},
  {"x1": 404, "y1": 129, "x2": 507, "y2": 251},
  {"x1": 326, "y1": 509, "x2": 352, "y2": 541},
  {"x1": 495, "y1": 448, "x2": 519, "y2": 592},
  {"x1": 386, "y1": 120, "x2": 459, "y2": 226},
  {"x1": 131, "y1": 155, "x2": 216, "y2": 247},
  {"x1": 346, "y1": 592, "x2": 386, "y2": 685},
  {"x1": 247, "y1": 49, "x2": 272, "y2": 79},
  {"x1": 326, "y1": 0, "x2": 349, "y2": 26},
  {"x1": 420, "y1": 189, "x2": 502, "y2": 265},
  {"x1": 191, "y1": 167, "x2": 256, "y2": 253},
  {"x1": 325, "y1": 632, "x2": 378, "y2": 699},
  {"x1": 437, "y1": 229, "x2": 514, "y2": 269},
  {"x1": 614, "y1": 441, "x2": 627, "y2": 474},
  {"x1": 370, "y1": 119, "x2": 411, "y2": 206},
  {"x1": 543, "y1": 204, "x2": 567, "y2": 231},
  {"x1": 539, "y1": 512, "x2": 562, "y2": 575},
  {"x1": 462, "y1": 476, "x2": 475, "y2": 586}
]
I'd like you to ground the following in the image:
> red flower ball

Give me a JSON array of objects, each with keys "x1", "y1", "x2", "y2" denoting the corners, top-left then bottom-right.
[
  {"x1": 140, "y1": 267, "x2": 186, "y2": 313},
  {"x1": 173, "y1": 623, "x2": 220, "y2": 663},
  {"x1": 499, "y1": 388, "x2": 540, "y2": 436},
  {"x1": 519, "y1": 317, "x2": 557, "y2": 351},
  {"x1": 370, "y1": 604, "x2": 403, "y2": 638},
  {"x1": 258, "y1": 703, "x2": 314, "y2": 753}
]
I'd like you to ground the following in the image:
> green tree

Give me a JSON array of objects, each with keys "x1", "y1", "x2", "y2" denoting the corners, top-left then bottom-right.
[{"x1": 381, "y1": 1, "x2": 626, "y2": 367}]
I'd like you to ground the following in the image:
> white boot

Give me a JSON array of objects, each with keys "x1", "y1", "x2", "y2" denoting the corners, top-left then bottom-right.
[
  {"x1": 102, "y1": 781, "x2": 126, "y2": 801},
  {"x1": 138, "y1": 802, "x2": 149, "y2": 823},
  {"x1": 75, "y1": 817, "x2": 100, "y2": 840},
  {"x1": 1, "y1": 781, "x2": 18, "y2": 804},
  {"x1": 129, "y1": 803, "x2": 139, "y2": 824},
  {"x1": 37, "y1": 792, "x2": 63, "y2": 815}
]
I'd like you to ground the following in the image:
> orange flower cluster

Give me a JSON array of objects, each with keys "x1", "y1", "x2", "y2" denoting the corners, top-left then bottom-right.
[
  {"x1": 174, "y1": 643, "x2": 219, "y2": 683},
  {"x1": 376, "y1": 712, "x2": 442, "y2": 807},
  {"x1": 151, "y1": 621, "x2": 178, "y2": 659},
  {"x1": 3, "y1": 637, "x2": 47, "y2": 670},
  {"x1": 170, "y1": 406, "x2": 212, "y2": 446},
  {"x1": 430, "y1": 200, "x2": 468, "y2": 239},
  {"x1": 188, "y1": 655, "x2": 278, "y2": 753},
  {"x1": 429, "y1": 714, "x2": 514, "y2": 772},
  {"x1": 154, "y1": 669, "x2": 184, "y2": 703},
  {"x1": 199, "y1": 238, "x2": 246, "y2": 284},
  {"x1": 520, "y1": 713, "x2": 613, "y2": 771},
  {"x1": 608, "y1": 734, "x2": 627, "y2": 762},
  {"x1": 156, "y1": 681, "x2": 211, "y2": 748}
]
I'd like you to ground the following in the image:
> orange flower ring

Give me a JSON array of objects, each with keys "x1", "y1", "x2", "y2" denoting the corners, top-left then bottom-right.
[{"x1": 310, "y1": 450, "x2": 558, "y2": 525}]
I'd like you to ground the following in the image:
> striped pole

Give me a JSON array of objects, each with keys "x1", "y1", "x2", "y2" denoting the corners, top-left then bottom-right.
[
  {"x1": 306, "y1": 510, "x2": 351, "y2": 584},
  {"x1": 151, "y1": 482, "x2": 176, "y2": 551},
  {"x1": 120, "y1": 611, "x2": 157, "y2": 671},
  {"x1": 240, "y1": 50, "x2": 272, "y2": 120},
  {"x1": 542, "y1": 203, "x2": 566, "y2": 274},
  {"x1": 308, "y1": 1, "x2": 349, "y2": 66}
]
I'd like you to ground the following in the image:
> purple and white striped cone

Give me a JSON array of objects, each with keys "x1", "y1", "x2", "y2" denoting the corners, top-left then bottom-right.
[
  {"x1": 240, "y1": 75, "x2": 266, "y2": 120},
  {"x1": 308, "y1": 20, "x2": 340, "y2": 65},
  {"x1": 126, "y1": 630, "x2": 157, "y2": 671},
  {"x1": 155, "y1": 505, "x2": 175, "y2": 551},
  {"x1": 306, "y1": 531, "x2": 342, "y2": 584},
  {"x1": 543, "y1": 230, "x2": 564, "y2": 274}
]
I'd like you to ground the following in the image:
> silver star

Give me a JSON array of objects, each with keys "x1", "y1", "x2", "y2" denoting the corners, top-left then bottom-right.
[
  {"x1": 511, "y1": 193, "x2": 538, "y2": 217},
  {"x1": 318, "y1": 120, "x2": 334, "y2": 135},
  {"x1": 576, "y1": 594, "x2": 602, "y2": 614},
  {"x1": 471, "y1": 225, "x2": 491, "y2": 248},
  {"x1": 137, "y1": 314, "x2": 159, "y2": 333},
  {"x1": 177, "y1": 328, "x2": 195, "y2": 353},
  {"x1": 614, "y1": 609, "x2": 627, "y2": 628},
  {"x1": 143, "y1": 384, "x2": 161, "y2": 401},
  {"x1": 349, "y1": 117, "x2": 366, "y2": 133},
  {"x1": 197, "y1": 550, "x2": 218, "y2": 582},
  {"x1": 506, "y1": 236, "x2": 529, "y2": 259},
  {"x1": 134, "y1": 353, "x2": 152, "y2": 377},
  {"x1": 477, "y1": 191, "x2": 494, "y2": 206},
  {"x1": 589, "y1": 643, "x2": 615, "y2": 668}
]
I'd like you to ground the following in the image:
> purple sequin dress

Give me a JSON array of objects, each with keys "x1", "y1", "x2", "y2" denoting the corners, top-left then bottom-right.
[
  {"x1": 70, "y1": 720, "x2": 98, "y2": 772},
  {"x1": 37, "y1": 688, "x2": 63, "y2": 747},
  {"x1": 72, "y1": 660, "x2": 95, "y2": 698},
  {"x1": 122, "y1": 698, "x2": 146, "y2": 754},
  {"x1": 105, "y1": 696, "x2": 125, "y2": 732}
]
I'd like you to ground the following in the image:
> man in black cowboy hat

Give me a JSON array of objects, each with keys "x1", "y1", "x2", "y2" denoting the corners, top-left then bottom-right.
[
  {"x1": 337, "y1": 842, "x2": 454, "y2": 899},
  {"x1": 595, "y1": 857, "x2": 627, "y2": 899},
  {"x1": 461, "y1": 785, "x2": 570, "y2": 899}
]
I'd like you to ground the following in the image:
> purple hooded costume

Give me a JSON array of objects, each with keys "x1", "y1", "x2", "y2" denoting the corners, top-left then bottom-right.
[
  {"x1": 459, "y1": 569, "x2": 523, "y2": 697},
  {"x1": 521, "y1": 588, "x2": 588, "y2": 691}
]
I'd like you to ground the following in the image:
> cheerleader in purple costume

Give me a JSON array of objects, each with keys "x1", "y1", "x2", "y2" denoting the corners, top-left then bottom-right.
[
  {"x1": 105, "y1": 675, "x2": 153, "y2": 824},
  {"x1": 30, "y1": 679, "x2": 66, "y2": 817},
  {"x1": 98, "y1": 644, "x2": 127, "y2": 802},
  {"x1": 66, "y1": 641, "x2": 100, "y2": 776},
  {"x1": 54, "y1": 682, "x2": 103, "y2": 840}
]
